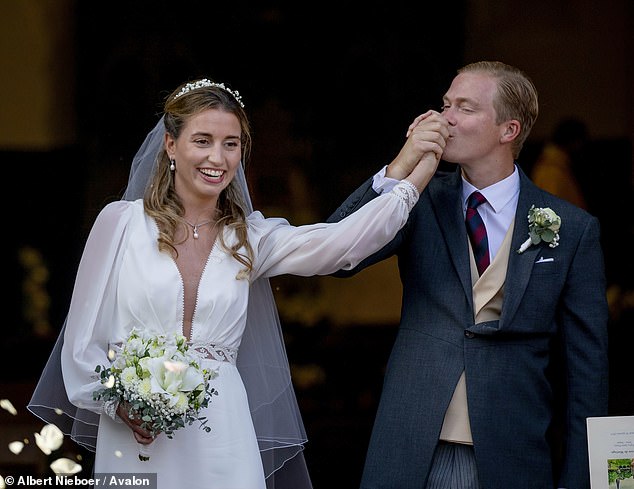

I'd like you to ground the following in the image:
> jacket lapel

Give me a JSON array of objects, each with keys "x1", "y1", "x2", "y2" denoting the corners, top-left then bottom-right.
[
  {"x1": 430, "y1": 167, "x2": 548, "y2": 327},
  {"x1": 500, "y1": 168, "x2": 546, "y2": 327},
  {"x1": 429, "y1": 169, "x2": 474, "y2": 309}
]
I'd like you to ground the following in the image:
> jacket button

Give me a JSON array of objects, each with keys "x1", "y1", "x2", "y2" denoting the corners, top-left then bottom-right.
[{"x1": 464, "y1": 331, "x2": 475, "y2": 338}]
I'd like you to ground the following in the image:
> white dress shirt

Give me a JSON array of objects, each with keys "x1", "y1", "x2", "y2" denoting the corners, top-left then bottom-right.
[{"x1": 373, "y1": 165, "x2": 521, "y2": 259}]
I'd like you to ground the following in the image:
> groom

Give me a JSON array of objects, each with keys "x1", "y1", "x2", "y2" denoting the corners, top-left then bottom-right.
[{"x1": 329, "y1": 61, "x2": 608, "y2": 488}]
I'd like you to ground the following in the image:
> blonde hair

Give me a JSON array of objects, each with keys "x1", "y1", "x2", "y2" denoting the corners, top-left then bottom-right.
[
  {"x1": 143, "y1": 80, "x2": 254, "y2": 273},
  {"x1": 459, "y1": 61, "x2": 539, "y2": 159}
]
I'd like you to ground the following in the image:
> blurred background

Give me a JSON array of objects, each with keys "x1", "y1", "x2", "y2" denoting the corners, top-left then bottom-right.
[{"x1": 1, "y1": 1, "x2": 632, "y2": 487}]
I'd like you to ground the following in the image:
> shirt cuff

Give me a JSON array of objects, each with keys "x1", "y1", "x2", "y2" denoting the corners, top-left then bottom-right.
[{"x1": 372, "y1": 165, "x2": 400, "y2": 194}]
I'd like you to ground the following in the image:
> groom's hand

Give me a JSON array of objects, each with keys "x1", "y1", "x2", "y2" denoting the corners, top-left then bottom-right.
[{"x1": 386, "y1": 110, "x2": 448, "y2": 181}]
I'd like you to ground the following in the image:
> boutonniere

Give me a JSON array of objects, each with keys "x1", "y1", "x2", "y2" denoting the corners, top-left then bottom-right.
[{"x1": 517, "y1": 205, "x2": 561, "y2": 254}]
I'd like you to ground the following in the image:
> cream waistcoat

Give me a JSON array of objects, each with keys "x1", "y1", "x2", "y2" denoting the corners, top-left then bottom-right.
[{"x1": 439, "y1": 220, "x2": 515, "y2": 444}]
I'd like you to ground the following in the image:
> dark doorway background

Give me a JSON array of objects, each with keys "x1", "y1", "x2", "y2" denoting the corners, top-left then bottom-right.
[{"x1": 3, "y1": 2, "x2": 632, "y2": 488}]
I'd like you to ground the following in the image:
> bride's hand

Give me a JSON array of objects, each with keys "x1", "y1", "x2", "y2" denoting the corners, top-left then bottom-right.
[
  {"x1": 116, "y1": 401, "x2": 157, "y2": 445},
  {"x1": 404, "y1": 152, "x2": 442, "y2": 193},
  {"x1": 386, "y1": 111, "x2": 448, "y2": 181}
]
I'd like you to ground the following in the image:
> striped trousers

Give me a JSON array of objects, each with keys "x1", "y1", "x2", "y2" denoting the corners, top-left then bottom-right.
[{"x1": 425, "y1": 441, "x2": 481, "y2": 489}]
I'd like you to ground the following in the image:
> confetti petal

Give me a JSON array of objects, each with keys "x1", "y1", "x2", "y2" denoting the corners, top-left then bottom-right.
[
  {"x1": 34, "y1": 424, "x2": 64, "y2": 454},
  {"x1": 0, "y1": 399, "x2": 17, "y2": 415},
  {"x1": 8, "y1": 441, "x2": 24, "y2": 454},
  {"x1": 50, "y1": 457, "x2": 82, "y2": 475}
]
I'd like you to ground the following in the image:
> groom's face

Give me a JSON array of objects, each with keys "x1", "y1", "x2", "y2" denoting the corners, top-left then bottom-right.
[{"x1": 440, "y1": 72, "x2": 507, "y2": 166}]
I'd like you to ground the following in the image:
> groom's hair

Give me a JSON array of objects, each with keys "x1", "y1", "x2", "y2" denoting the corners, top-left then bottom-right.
[{"x1": 459, "y1": 61, "x2": 539, "y2": 159}]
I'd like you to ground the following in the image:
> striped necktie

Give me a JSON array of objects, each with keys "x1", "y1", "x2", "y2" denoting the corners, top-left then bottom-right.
[{"x1": 465, "y1": 191, "x2": 490, "y2": 275}]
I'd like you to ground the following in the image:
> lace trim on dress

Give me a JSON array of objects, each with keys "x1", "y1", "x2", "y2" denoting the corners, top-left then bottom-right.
[
  {"x1": 190, "y1": 344, "x2": 238, "y2": 364},
  {"x1": 108, "y1": 341, "x2": 238, "y2": 365},
  {"x1": 392, "y1": 180, "x2": 420, "y2": 211},
  {"x1": 103, "y1": 399, "x2": 122, "y2": 422}
]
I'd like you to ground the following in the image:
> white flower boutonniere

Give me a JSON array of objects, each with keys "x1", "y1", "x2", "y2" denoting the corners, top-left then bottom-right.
[{"x1": 517, "y1": 205, "x2": 561, "y2": 254}]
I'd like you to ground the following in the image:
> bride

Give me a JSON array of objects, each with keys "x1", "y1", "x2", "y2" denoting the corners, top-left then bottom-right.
[{"x1": 28, "y1": 78, "x2": 447, "y2": 488}]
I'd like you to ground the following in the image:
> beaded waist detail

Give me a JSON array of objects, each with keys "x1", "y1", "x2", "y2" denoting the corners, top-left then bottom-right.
[
  {"x1": 189, "y1": 344, "x2": 238, "y2": 364},
  {"x1": 108, "y1": 341, "x2": 238, "y2": 365}
]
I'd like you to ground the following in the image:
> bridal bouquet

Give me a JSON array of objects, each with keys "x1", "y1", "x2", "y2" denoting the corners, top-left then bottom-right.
[{"x1": 93, "y1": 328, "x2": 218, "y2": 461}]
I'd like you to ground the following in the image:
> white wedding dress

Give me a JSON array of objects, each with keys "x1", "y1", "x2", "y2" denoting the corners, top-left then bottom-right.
[{"x1": 60, "y1": 182, "x2": 417, "y2": 489}]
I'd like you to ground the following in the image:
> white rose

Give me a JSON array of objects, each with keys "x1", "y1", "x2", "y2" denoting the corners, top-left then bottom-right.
[
  {"x1": 533, "y1": 207, "x2": 561, "y2": 231},
  {"x1": 180, "y1": 366, "x2": 205, "y2": 392},
  {"x1": 138, "y1": 357, "x2": 152, "y2": 377},
  {"x1": 113, "y1": 354, "x2": 127, "y2": 370},
  {"x1": 126, "y1": 337, "x2": 145, "y2": 356},
  {"x1": 120, "y1": 366, "x2": 139, "y2": 389},
  {"x1": 148, "y1": 344, "x2": 164, "y2": 358},
  {"x1": 173, "y1": 392, "x2": 189, "y2": 414},
  {"x1": 137, "y1": 377, "x2": 153, "y2": 400}
]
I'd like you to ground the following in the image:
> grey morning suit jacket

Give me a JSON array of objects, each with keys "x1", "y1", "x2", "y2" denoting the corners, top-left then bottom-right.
[{"x1": 328, "y1": 166, "x2": 608, "y2": 488}]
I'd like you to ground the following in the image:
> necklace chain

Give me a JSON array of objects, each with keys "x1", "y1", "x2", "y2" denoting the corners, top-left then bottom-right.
[{"x1": 184, "y1": 219, "x2": 214, "y2": 239}]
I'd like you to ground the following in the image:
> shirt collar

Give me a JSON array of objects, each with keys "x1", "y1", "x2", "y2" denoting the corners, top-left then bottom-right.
[{"x1": 461, "y1": 165, "x2": 520, "y2": 214}]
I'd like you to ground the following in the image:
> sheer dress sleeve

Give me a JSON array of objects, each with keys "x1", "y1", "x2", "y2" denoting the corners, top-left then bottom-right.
[
  {"x1": 28, "y1": 200, "x2": 135, "y2": 450},
  {"x1": 60, "y1": 200, "x2": 135, "y2": 414},
  {"x1": 249, "y1": 180, "x2": 418, "y2": 279}
]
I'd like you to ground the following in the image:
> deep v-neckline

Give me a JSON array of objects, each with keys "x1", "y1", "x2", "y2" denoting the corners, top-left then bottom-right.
[{"x1": 173, "y1": 235, "x2": 219, "y2": 341}]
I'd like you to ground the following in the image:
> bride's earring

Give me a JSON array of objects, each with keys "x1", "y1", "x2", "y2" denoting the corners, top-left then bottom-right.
[{"x1": 170, "y1": 159, "x2": 176, "y2": 171}]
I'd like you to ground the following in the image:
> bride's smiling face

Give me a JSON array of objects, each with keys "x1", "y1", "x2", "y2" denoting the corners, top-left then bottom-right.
[{"x1": 165, "y1": 108, "x2": 242, "y2": 205}]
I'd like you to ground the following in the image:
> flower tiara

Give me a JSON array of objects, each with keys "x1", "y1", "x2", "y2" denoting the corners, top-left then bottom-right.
[{"x1": 173, "y1": 79, "x2": 244, "y2": 108}]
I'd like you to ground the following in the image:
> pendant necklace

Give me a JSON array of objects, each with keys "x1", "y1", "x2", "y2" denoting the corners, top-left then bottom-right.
[{"x1": 184, "y1": 219, "x2": 214, "y2": 239}]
